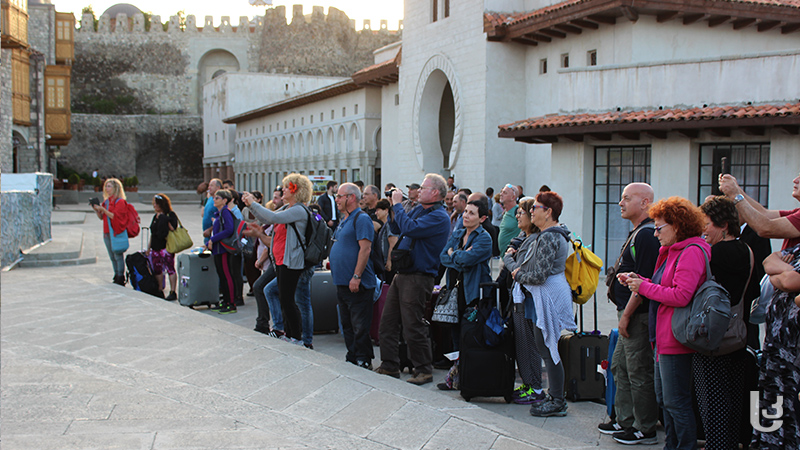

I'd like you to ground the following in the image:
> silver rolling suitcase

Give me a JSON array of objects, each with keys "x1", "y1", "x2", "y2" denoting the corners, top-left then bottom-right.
[{"x1": 177, "y1": 250, "x2": 219, "y2": 308}]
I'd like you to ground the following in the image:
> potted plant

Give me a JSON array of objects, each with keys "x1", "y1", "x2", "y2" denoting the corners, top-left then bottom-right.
[
  {"x1": 125, "y1": 176, "x2": 139, "y2": 192},
  {"x1": 67, "y1": 173, "x2": 80, "y2": 190}
]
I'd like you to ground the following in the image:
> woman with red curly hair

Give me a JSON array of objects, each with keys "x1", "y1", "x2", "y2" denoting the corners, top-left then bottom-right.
[{"x1": 620, "y1": 196, "x2": 710, "y2": 450}]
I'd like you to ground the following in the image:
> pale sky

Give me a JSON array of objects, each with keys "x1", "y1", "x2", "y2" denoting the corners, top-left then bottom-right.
[{"x1": 55, "y1": 0, "x2": 405, "y2": 31}]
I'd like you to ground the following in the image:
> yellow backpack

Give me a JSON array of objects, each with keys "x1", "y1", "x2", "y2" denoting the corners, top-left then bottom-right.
[{"x1": 565, "y1": 239, "x2": 603, "y2": 305}]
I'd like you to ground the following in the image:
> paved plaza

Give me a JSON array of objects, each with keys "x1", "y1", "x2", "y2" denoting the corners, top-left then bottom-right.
[{"x1": 1, "y1": 199, "x2": 664, "y2": 449}]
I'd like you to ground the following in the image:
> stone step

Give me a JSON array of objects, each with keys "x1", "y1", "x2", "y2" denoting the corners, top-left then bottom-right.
[
  {"x1": 19, "y1": 228, "x2": 97, "y2": 268},
  {"x1": 51, "y1": 212, "x2": 87, "y2": 225}
]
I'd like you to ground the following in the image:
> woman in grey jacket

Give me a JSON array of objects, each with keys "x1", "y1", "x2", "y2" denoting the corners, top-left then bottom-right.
[
  {"x1": 503, "y1": 198, "x2": 545, "y2": 405},
  {"x1": 510, "y1": 191, "x2": 576, "y2": 418},
  {"x1": 243, "y1": 174, "x2": 312, "y2": 342}
]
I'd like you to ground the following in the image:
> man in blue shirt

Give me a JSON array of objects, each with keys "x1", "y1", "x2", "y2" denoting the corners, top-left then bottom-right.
[
  {"x1": 330, "y1": 183, "x2": 376, "y2": 369},
  {"x1": 375, "y1": 174, "x2": 450, "y2": 385},
  {"x1": 202, "y1": 178, "x2": 222, "y2": 245}
]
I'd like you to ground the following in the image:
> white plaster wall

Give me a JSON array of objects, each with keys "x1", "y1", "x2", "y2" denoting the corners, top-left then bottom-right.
[
  {"x1": 203, "y1": 73, "x2": 346, "y2": 163},
  {"x1": 483, "y1": 41, "x2": 531, "y2": 192},
  {"x1": 231, "y1": 87, "x2": 382, "y2": 186},
  {"x1": 549, "y1": 141, "x2": 594, "y2": 242},
  {"x1": 379, "y1": 83, "x2": 400, "y2": 171},
  {"x1": 393, "y1": 0, "x2": 490, "y2": 190},
  {"x1": 525, "y1": 18, "x2": 800, "y2": 117},
  {"x1": 649, "y1": 138, "x2": 697, "y2": 201},
  {"x1": 373, "y1": 41, "x2": 401, "y2": 65},
  {"x1": 768, "y1": 135, "x2": 800, "y2": 211},
  {"x1": 559, "y1": 52, "x2": 800, "y2": 113}
]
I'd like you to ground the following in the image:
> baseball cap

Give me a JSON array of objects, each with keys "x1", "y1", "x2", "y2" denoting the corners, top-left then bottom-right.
[{"x1": 407, "y1": 183, "x2": 421, "y2": 190}]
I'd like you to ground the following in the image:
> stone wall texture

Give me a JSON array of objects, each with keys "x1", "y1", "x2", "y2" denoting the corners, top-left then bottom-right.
[
  {"x1": 1, "y1": 49, "x2": 12, "y2": 174},
  {"x1": 63, "y1": 6, "x2": 400, "y2": 189},
  {"x1": 62, "y1": 114, "x2": 202, "y2": 190},
  {"x1": 1, "y1": 173, "x2": 53, "y2": 267}
]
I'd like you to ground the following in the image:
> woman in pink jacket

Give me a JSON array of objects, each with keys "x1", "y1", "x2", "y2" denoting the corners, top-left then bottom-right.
[{"x1": 620, "y1": 196, "x2": 709, "y2": 450}]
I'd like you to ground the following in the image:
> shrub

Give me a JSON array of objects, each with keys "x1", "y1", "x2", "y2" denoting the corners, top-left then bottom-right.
[{"x1": 68, "y1": 173, "x2": 80, "y2": 185}]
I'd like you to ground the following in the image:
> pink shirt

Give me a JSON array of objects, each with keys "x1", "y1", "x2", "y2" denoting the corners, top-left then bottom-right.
[{"x1": 638, "y1": 236, "x2": 710, "y2": 355}]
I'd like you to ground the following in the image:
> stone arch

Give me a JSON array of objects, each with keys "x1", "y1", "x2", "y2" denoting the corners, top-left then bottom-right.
[
  {"x1": 337, "y1": 125, "x2": 347, "y2": 154},
  {"x1": 348, "y1": 122, "x2": 360, "y2": 152},
  {"x1": 306, "y1": 131, "x2": 314, "y2": 157},
  {"x1": 412, "y1": 53, "x2": 463, "y2": 174},
  {"x1": 266, "y1": 140, "x2": 272, "y2": 161},
  {"x1": 197, "y1": 49, "x2": 240, "y2": 113},
  {"x1": 289, "y1": 135, "x2": 296, "y2": 159},
  {"x1": 326, "y1": 127, "x2": 334, "y2": 154},
  {"x1": 297, "y1": 134, "x2": 305, "y2": 158},
  {"x1": 373, "y1": 126, "x2": 382, "y2": 152},
  {"x1": 280, "y1": 136, "x2": 287, "y2": 159},
  {"x1": 260, "y1": 140, "x2": 265, "y2": 161},
  {"x1": 316, "y1": 130, "x2": 324, "y2": 157}
]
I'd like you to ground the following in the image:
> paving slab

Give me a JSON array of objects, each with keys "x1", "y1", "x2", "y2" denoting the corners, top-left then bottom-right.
[{"x1": 1, "y1": 204, "x2": 665, "y2": 450}]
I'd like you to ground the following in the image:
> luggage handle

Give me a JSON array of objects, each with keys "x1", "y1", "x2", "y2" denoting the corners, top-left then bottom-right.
[{"x1": 479, "y1": 282, "x2": 501, "y2": 311}]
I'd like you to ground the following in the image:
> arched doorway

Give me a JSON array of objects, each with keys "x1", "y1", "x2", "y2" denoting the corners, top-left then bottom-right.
[{"x1": 197, "y1": 49, "x2": 240, "y2": 113}]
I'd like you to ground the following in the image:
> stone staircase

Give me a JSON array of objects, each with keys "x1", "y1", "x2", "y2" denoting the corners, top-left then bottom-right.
[{"x1": 19, "y1": 216, "x2": 98, "y2": 268}]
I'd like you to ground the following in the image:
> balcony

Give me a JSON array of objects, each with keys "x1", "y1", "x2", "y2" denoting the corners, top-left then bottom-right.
[
  {"x1": 12, "y1": 48, "x2": 30, "y2": 126},
  {"x1": 55, "y1": 12, "x2": 74, "y2": 63},
  {"x1": 45, "y1": 65, "x2": 72, "y2": 146},
  {"x1": 1, "y1": 0, "x2": 28, "y2": 49}
]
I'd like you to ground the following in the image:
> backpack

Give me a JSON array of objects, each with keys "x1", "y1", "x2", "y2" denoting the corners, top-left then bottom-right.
[
  {"x1": 125, "y1": 252, "x2": 163, "y2": 298},
  {"x1": 105, "y1": 198, "x2": 141, "y2": 238},
  {"x1": 290, "y1": 204, "x2": 333, "y2": 268},
  {"x1": 218, "y1": 212, "x2": 247, "y2": 255},
  {"x1": 565, "y1": 238, "x2": 603, "y2": 305},
  {"x1": 670, "y1": 244, "x2": 732, "y2": 354},
  {"x1": 353, "y1": 211, "x2": 384, "y2": 275}
]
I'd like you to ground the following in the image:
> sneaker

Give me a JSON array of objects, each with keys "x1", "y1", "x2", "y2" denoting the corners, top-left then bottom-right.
[
  {"x1": 209, "y1": 302, "x2": 223, "y2": 311},
  {"x1": 513, "y1": 384, "x2": 530, "y2": 397},
  {"x1": 529, "y1": 396, "x2": 568, "y2": 417},
  {"x1": 513, "y1": 386, "x2": 547, "y2": 405},
  {"x1": 165, "y1": 291, "x2": 177, "y2": 301},
  {"x1": 304, "y1": 343, "x2": 314, "y2": 350},
  {"x1": 374, "y1": 366, "x2": 401, "y2": 379},
  {"x1": 598, "y1": 420, "x2": 624, "y2": 435},
  {"x1": 356, "y1": 360, "x2": 373, "y2": 370},
  {"x1": 267, "y1": 330, "x2": 285, "y2": 339},
  {"x1": 217, "y1": 305, "x2": 237, "y2": 315},
  {"x1": 279, "y1": 336, "x2": 303, "y2": 346},
  {"x1": 613, "y1": 429, "x2": 657, "y2": 445},
  {"x1": 407, "y1": 372, "x2": 433, "y2": 385},
  {"x1": 437, "y1": 382, "x2": 456, "y2": 391}
]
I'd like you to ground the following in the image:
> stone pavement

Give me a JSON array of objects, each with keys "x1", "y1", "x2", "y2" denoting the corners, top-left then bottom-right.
[{"x1": 1, "y1": 202, "x2": 663, "y2": 449}]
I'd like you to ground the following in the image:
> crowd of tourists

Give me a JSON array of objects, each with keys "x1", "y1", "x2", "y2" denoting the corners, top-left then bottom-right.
[{"x1": 93, "y1": 170, "x2": 800, "y2": 449}]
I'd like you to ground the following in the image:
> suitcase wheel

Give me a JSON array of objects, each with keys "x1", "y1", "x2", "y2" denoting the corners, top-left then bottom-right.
[
  {"x1": 504, "y1": 395, "x2": 513, "y2": 404},
  {"x1": 463, "y1": 396, "x2": 471, "y2": 402}
]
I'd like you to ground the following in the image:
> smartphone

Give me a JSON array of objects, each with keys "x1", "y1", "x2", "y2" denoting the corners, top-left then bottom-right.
[{"x1": 720, "y1": 156, "x2": 729, "y2": 175}]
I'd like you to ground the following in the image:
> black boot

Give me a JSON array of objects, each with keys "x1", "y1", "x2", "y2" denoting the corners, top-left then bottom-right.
[{"x1": 113, "y1": 275, "x2": 126, "y2": 286}]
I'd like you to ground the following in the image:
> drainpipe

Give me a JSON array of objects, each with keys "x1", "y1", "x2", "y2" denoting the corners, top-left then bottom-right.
[{"x1": 29, "y1": 50, "x2": 45, "y2": 172}]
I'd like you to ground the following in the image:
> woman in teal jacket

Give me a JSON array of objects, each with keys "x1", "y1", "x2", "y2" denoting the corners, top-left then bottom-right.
[{"x1": 439, "y1": 200, "x2": 493, "y2": 349}]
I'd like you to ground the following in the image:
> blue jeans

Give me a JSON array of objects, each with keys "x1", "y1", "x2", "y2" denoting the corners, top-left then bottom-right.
[
  {"x1": 337, "y1": 285, "x2": 375, "y2": 364},
  {"x1": 103, "y1": 233, "x2": 126, "y2": 277},
  {"x1": 264, "y1": 266, "x2": 314, "y2": 345},
  {"x1": 654, "y1": 353, "x2": 696, "y2": 450},
  {"x1": 295, "y1": 267, "x2": 315, "y2": 346}
]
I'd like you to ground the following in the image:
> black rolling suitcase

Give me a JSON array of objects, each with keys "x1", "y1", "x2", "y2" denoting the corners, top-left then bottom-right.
[
  {"x1": 459, "y1": 282, "x2": 516, "y2": 403},
  {"x1": 558, "y1": 296, "x2": 608, "y2": 402},
  {"x1": 310, "y1": 270, "x2": 339, "y2": 333}
]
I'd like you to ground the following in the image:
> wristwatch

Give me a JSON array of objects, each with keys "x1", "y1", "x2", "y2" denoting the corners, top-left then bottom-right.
[
  {"x1": 733, "y1": 194, "x2": 745, "y2": 205},
  {"x1": 352, "y1": 274, "x2": 361, "y2": 279}
]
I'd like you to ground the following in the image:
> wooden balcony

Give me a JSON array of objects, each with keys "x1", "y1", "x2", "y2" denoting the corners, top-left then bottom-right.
[
  {"x1": 45, "y1": 65, "x2": 72, "y2": 146},
  {"x1": 12, "y1": 48, "x2": 30, "y2": 126},
  {"x1": 1, "y1": 0, "x2": 28, "y2": 49},
  {"x1": 55, "y1": 12, "x2": 75, "y2": 63}
]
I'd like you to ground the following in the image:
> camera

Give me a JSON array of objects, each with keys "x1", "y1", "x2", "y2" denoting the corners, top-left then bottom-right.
[{"x1": 88, "y1": 197, "x2": 101, "y2": 207}]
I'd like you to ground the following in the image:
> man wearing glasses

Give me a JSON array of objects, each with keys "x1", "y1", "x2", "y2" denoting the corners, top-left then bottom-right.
[
  {"x1": 374, "y1": 174, "x2": 451, "y2": 385},
  {"x1": 330, "y1": 183, "x2": 376, "y2": 369}
]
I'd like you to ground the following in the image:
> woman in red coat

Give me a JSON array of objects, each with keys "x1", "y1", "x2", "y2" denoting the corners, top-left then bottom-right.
[{"x1": 92, "y1": 178, "x2": 129, "y2": 285}]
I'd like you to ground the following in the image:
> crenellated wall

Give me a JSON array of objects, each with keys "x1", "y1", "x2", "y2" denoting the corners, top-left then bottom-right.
[{"x1": 63, "y1": 5, "x2": 401, "y2": 189}]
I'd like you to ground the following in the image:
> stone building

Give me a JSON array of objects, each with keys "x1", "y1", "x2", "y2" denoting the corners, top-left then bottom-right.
[
  {"x1": 1, "y1": 0, "x2": 74, "y2": 175},
  {"x1": 224, "y1": 0, "x2": 800, "y2": 267},
  {"x1": 55, "y1": 3, "x2": 400, "y2": 189}
]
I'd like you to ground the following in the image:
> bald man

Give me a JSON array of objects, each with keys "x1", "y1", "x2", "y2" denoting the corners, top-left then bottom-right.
[{"x1": 599, "y1": 182, "x2": 660, "y2": 445}]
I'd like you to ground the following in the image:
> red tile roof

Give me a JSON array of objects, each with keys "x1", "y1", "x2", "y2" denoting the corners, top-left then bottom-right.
[
  {"x1": 486, "y1": 0, "x2": 800, "y2": 44},
  {"x1": 498, "y1": 103, "x2": 800, "y2": 141},
  {"x1": 352, "y1": 48, "x2": 401, "y2": 87}
]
